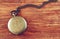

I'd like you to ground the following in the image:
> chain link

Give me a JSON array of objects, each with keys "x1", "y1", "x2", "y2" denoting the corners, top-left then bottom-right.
[{"x1": 11, "y1": 0, "x2": 57, "y2": 16}]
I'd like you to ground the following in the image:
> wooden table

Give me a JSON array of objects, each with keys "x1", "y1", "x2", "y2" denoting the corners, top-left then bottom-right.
[{"x1": 0, "y1": 0, "x2": 60, "y2": 39}]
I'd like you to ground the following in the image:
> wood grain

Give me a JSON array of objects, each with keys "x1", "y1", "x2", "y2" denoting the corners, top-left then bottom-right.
[{"x1": 0, "y1": 0, "x2": 60, "y2": 39}]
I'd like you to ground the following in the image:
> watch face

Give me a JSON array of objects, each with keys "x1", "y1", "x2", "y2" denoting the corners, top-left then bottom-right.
[{"x1": 8, "y1": 16, "x2": 27, "y2": 35}]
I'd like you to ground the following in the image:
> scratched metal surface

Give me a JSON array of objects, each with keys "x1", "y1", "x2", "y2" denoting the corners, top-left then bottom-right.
[{"x1": 0, "y1": 0, "x2": 60, "y2": 39}]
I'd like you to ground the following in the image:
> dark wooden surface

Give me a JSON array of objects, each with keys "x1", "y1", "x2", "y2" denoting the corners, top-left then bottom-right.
[{"x1": 0, "y1": 0, "x2": 60, "y2": 39}]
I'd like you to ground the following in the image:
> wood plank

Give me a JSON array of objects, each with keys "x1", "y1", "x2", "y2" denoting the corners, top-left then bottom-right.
[
  {"x1": 0, "y1": 1, "x2": 60, "y2": 39},
  {"x1": 0, "y1": 0, "x2": 48, "y2": 3}
]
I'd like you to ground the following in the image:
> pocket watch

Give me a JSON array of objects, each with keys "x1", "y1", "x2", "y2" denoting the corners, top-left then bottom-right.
[{"x1": 8, "y1": 0, "x2": 57, "y2": 35}]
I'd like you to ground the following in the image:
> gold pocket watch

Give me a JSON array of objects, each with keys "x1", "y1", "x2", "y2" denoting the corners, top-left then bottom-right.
[{"x1": 8, "y1": 10, "x2": 27, "y2": 35}]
